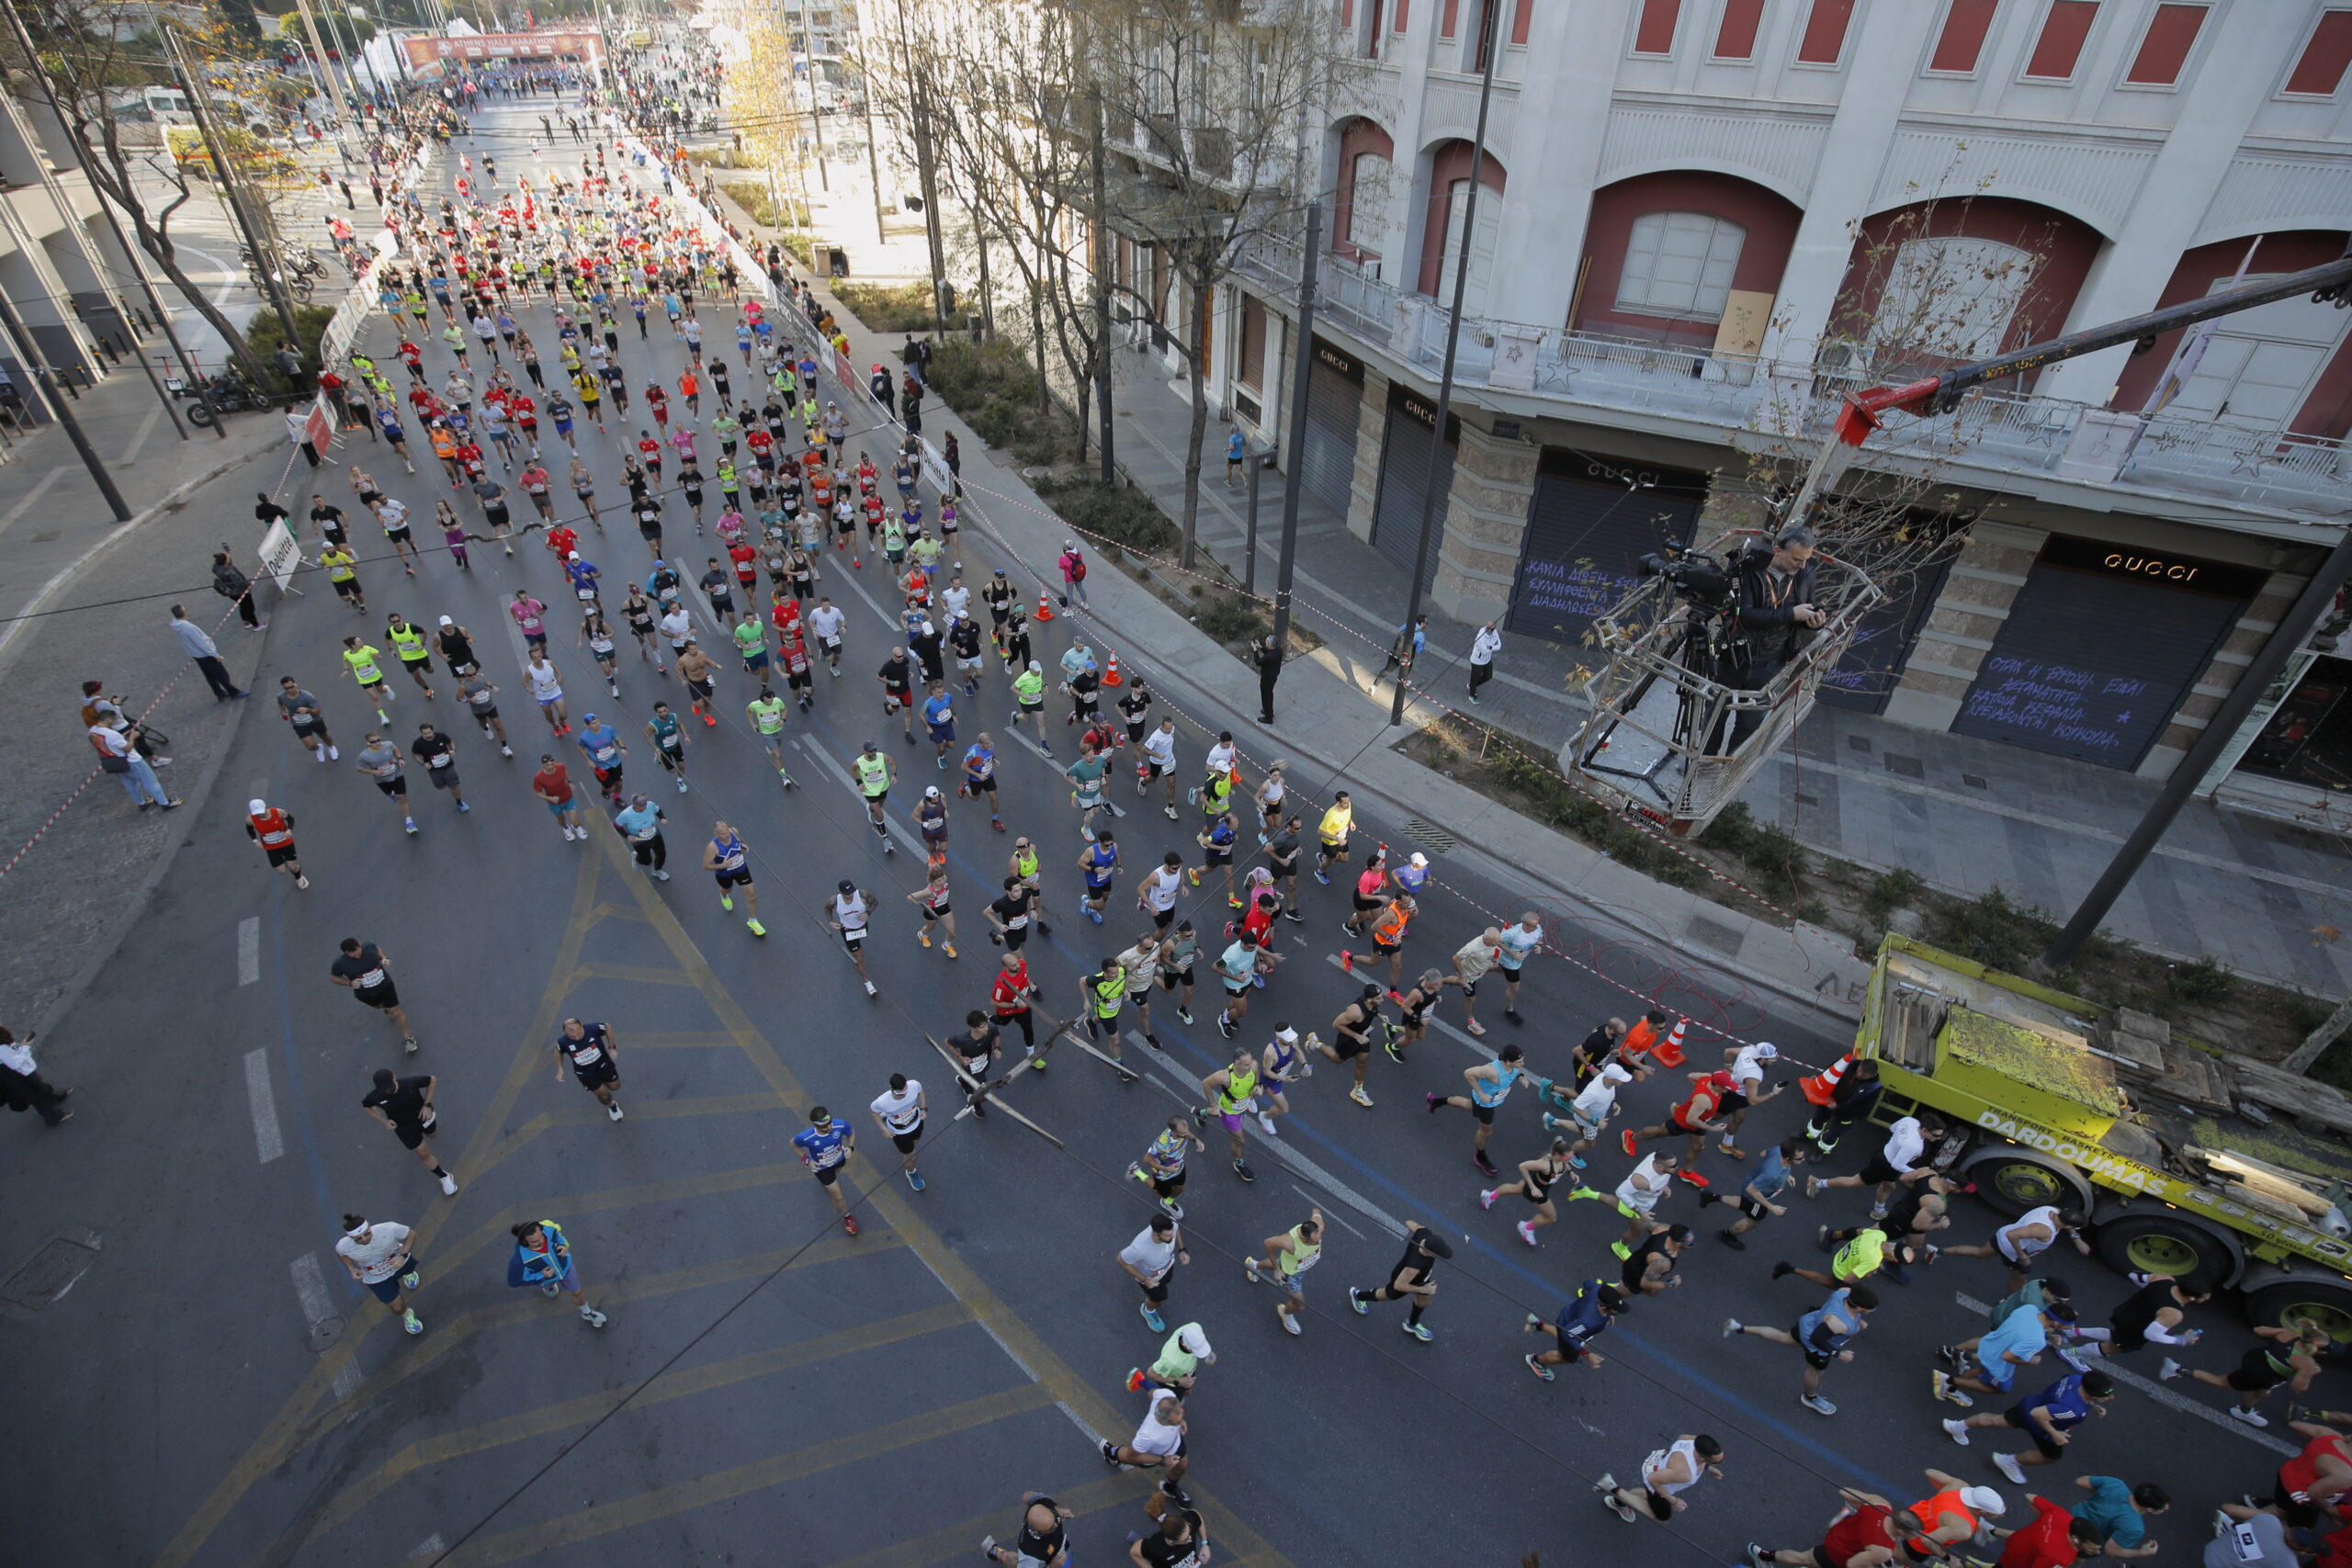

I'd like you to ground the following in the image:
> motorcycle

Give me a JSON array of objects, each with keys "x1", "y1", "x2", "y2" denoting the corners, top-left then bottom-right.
[{"x1": 169, "y1": 373, "x2": 268, "y2": 426}]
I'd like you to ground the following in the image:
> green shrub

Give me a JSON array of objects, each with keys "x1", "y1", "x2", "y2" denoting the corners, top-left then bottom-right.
[
  {"x1": 1862, "y1": 867, "x2": 1925, "y2": 926},
  {"x1": 1035, "y1": 475, "x2": 1177, "y2": 556},
  {"x1": 718, "y1": 179, "x2": 808, "y2": 230},
  {"x1": 834, "y1": 282, "x2": 938, "y2": 334},
  {"x1": 1926, "y1": 886, "x2": 2052, "y2": 975},
  {"x1": 246, "y1": 301, "x2": 338, "y2": 395},
  {"x1": 2169, "y1": 956, "x2": 2237, "y2": 1006}
]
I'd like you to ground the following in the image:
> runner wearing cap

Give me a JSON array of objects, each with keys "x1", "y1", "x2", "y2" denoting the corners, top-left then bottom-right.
[
  {"x1": 1523, "y1": 1279, "x2": 1627, "y2": 1380},
  {"x1": 826, "y1": 880, "x2": 878, "y2": 997},
  {"x1": 1897, "y1": 1475, "x2": 2006, "y2": 1560},
  {"x1": 1543, "y1": 1060, "x2": 1637, "y2": 1168},
  {"x1": 245, "y1": 799, "x2": 307, "y2": 888},
  {"x1": 1129, "y1": 1322, "x2": 1216, "y2": 1395},
  {"x1": 1716, "y1": 1040, "x2": 1784, "y2": 1158},
  {"x1": 1724, "y1": 1282, "x2": 1879, "y2": 1417},
  {"x1": 1257, "y1": 1023, "x2": 1311, "y2": 1135},
  {"x1": 1701, "y1": 1136, "x2": 1810, "y2": 1250},
  {"x1": 1347, "y1": 1221, "x2": 1452, "y2": 1341}
]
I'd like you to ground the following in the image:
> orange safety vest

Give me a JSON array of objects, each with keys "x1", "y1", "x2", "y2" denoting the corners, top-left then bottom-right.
[
  {"x1": 251, "y1": 808, "x2": 294, "y2": 848},
  {"x1": 1369, "y1": 902, "x2": 1410, "y2": 948}
]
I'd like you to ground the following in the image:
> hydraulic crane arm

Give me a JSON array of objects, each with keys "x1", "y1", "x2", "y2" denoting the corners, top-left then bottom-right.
[{"x1": 1832, "y1": 252, "x2": 2352, "y2": 446}]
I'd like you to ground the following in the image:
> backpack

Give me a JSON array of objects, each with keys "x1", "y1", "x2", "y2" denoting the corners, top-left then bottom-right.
[{"x1": 1066, "y1": 551, "x2": 1087, "y2": 582}]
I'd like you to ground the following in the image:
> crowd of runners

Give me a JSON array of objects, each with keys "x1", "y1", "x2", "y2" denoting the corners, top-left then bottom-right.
[{"x1": 148, "y1": 41, "x2": 2351, "y2": 1568}]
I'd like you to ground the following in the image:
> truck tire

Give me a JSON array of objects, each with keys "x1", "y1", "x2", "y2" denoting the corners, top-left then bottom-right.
[
  {"x1": 2091, "y1": 1209, "x2": 2244, "y2": 1291},
  {"x1": 1960, "y1": 1146, "x2": 2094, "y2": 1218},
  {"x1": 2244, "y1": 1273, "x2": 2352, "y2": 1343}
]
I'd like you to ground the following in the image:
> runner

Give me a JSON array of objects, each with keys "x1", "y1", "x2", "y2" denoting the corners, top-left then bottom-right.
[
  {"x1": 385, "y1": 614, "x2": 437, "y2": 696},
  {"x1": 991, "y1": 949, "x2": 1039, "y2": 1055},
  {"x1": 1943, "y1": 1367, "x2": 2118, "y2": 1483},
  {"x1": 458, "y1": 667, "x2": 512, "y2": 757},
  {"x1": 360, "y1": 1067, "x2": 458, "y2": 1194},
  {"x1": 1480, "y1": 1133, "x2": 1582, "y2": 1248},
  {"x1": 848, "y1": 739, "x2": 898, "y2": 852},
  {"x1": 1313, "y1": 791, "x2": 1353, "y2": 884},
  {"x1": 1623, "y1": 1069, "x2": 1738, "y2": 1184},
  {"x1": 1702, "y1": 1136, "x2": 1810, "y2": 1249},
  {"x1": 614, "y1": 793, "x2": 672, "y2": 881},
  {"x1": 877, "y1": 646, "x2": 917, "y2": 743},
  {"x1": 1127, "y1": 1114, "x2": 1204, "y2": 1220},
  {"x1": 1808, "y1": 1114, "x2": 1948, "y2": 1217},
  {"x1": 1075, "y1": 829, "x2": 1121, "y2": 923},
  {"x1": 1935, "y1": 1204, "x2": 2092, "y2": 1292},
  {"x1": 1933, "y1": 1296, "x2": 2074, "y2": 1409},
  {"x1": 1213, "y1": 930, "x2": 1259, "y2": 1040},
  {"x1": 1118, "y1": 1213, "x2": 1189, "y2": 1333},
  {"x1": 1596, "y1": 1436, "x2": 1727, "y2": 1526},
  {"x1": 410, "y1": 724, "x2": 471, "y2": 815},
  {"x1": 1346, "y1": 1221, "x2": 1453, "y2": 1341},
  {"x1": 354, "y1": 730, "x2": 420, "y2": 836},
  {"x1": 552, "y1": 1018, "x2": 625, "y2": 1121},
  {"x1": 922, "y1": 679, "x2": 956, "y2": 771},
  {"x1": 980, "y1": 1496, "x2": 1077, "y2": 1568},
  {"x1": 1492, "y1": 909, "x2": 1544, "y2": 1023},
  {"x1": 1429, "y1": 1043, "x2": 1525, "y2": 1178},
  {"x1": 523, "y1": 651, "x2": 570, "y2": 736},
  {"x1": 1746, "y1": 1486, "x2": 1934, "y2": 1568},
  {"x1": 2158, "y1": 1319, "x2": 2327, "y2": 1427},
  {"x1": 693, "y1": 820, "x2": 764, "y2": 935},
  {"x1": 868, "y1": 1072, "x2": 927, "y2": 1190},
  {"x1": 1522, "y1": 1279, "x2": 1629, "y2": 1380},
  {"x1": 1195, "y1": 1047, "x2": 1263, "y2": 1182},
  {"x1": 745, "y1": 685, "x2": 795, "y2": 785},
  {"x1": 331, "y1": 931, "x2": 418, "y2": 1053},
  {"x1": 1099, "y1": 1390, "x2": 1193, "y2": 1506},
  {"x1": 506, "y1": 1219, "x2": 609, "y2": 1327},
  {"x1": 243, "y1": 798, "x2": 308, "y2": 888},
  {"x1": 342, "y1": 634, "x2": 394, "y2": 720},
  {"x1": 1319, "y1": 983, "x2": 1386, "y2": 1109},
  {"x1": 1243, "y1": 1204, "x2": 1323, "y2": 1337},
  {"x1": 1011, "y1": 661, "x2": 1050, "y2": 756},
  {"x1": 1612, "y1": 1151, "x2": 1680, "y2": 1259},
  {"x1": 792, "y1": 1105, "x2": 860, "y2": 1235},
  {"x1": 1129, "y1": 1321, "x2": 1216, "y2": 1400},
  {"x1": 827, "y1": 880, "x2": 879, "y2": 996},
  {"x1": 1342, "y1": 848, "x2": 1389, "y2": 938},
  {"x1": 944, "y1": 1010, "x2": 1001, "y2": 1117},
  {"x1": 645, "y1": 701, "x2": 691, "y2": 793},
  {"x1": 914, "y1": 784, "x2": 952, "y2": 865},
  {"x1": 334, "y1": 1214, "x2": 426, "y2": 1336},
  {"x1": 1725, "y1": 1282, "x2": 1879, "y2": 1416}
]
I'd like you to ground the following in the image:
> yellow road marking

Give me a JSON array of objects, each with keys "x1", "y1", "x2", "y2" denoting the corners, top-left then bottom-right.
[
  {"x1": 476, "y1": 1090, "x2": 791, "y2": 1167},
  {"x1": 268, "y1": 1302, "x2": 968, "y2": 1562},
  {"x1": 583, "y1": 900, "x2": 653, "y2": 924},
  {"x1": 380, "y1": 1383, "x2": 1061, "y2": 1568},
  {"x1": 598, "y1": 834, "x2": 1302, "y2": 1568},
  {"x1": 153, "y1": 848, "x2": 611, "y2": 1568},
  {"x1": 570, "y1": 960, "x2": 706, "y2": 986}
]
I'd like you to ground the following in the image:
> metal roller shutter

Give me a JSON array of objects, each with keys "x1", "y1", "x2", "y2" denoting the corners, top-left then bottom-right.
[
  {"x1": 1506, "y1": 450, "x2": 1709, "y2": 648},
  {"x1": 1298, "y1": 336, "x2": 1363, "y2": 523},
  {"x1": 1371, "y1": 384, "x2": 1458, "y2": 585},
  {"x1": 1951, "y1": 536, "x2": 2264, "y2": 768}
]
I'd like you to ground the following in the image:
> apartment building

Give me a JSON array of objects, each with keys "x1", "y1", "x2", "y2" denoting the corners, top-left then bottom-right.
[
  {"x1": 0, "y1": 81, "x2": 152, "y2": 412},
  {"x1": 1159, "y1": 0, "x2": 2352, "y2": 793}
]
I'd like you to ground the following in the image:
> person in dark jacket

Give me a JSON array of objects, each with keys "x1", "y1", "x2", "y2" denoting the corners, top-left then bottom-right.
[
  {"x1": 1253, "y1": 636, "x2": 1283, "y2": 725},
  {"x1": 1727, "y1": 525, "x2": 1825, "y2": 748},
  {"x1": 213, "y1": 549, "x2": 264, "y2": 629}
]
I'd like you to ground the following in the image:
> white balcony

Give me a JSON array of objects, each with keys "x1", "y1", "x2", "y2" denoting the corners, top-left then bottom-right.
[{"x1": 1232, "y1": 235, "x2": 2351, "y2": 524}]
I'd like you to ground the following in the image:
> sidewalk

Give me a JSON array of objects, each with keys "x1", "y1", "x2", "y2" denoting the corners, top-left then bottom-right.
[{"x1": 1100, "y1": 358, "x2": 2352, "y2": 1000}]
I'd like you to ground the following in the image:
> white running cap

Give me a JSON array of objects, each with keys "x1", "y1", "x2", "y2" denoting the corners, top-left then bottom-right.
[
  {"x1": 1600, "y1": 1064, "x2": 1634, "y2": 1084},
  {"x1": 1275, "y1": 1027, "x2": 1298, "y2": 1043},
  {"x1": 438, "y1": 615, "x2": 454, "y2": 626},
  {"x1": 1960, "y1": 1488, "x2": 2005, "y2": 1517},
  {"x1": 1176, "y1": 1324, "x2": 1212, "y2": 1358},
  {"x1": 248, "y1": 798, "x2": 268, "y2": 815}
]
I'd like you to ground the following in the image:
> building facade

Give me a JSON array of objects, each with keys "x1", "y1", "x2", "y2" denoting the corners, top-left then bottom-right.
[{"x1": 1176, "y1": 0, "x2": 2352, "y2": 787}]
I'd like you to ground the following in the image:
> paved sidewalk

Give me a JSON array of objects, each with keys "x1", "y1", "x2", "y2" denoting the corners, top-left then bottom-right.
[{"x1": 1100, "y1": 359, "x2": 2352, "y2": 999}]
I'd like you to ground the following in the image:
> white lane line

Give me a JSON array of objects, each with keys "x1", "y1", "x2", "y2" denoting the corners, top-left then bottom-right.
[
  {"x1": 0, "y1": 468, "x2": 66, "y2": 536},
  {"x1": 1951, "y1": 1292, "x2": 2297, "y2": 1456},
  {"x1": 244, "y1": 1048, "x2": 285, "y2": 1164},
  {"x1": 409, "y1": 1535, "x2": 447, "y2": 1560},
  {"x1": 333, "y1": 1359, "x2": 363, "y2": 1401},
  {"x1": 120, "y1": 405, "x2": 164, "y2": 465},
  {"x1": 238, "y1": 915, "x2": 262, "y2": 986},
  {"x1": 289, "y1": 1252, "x2": 334, "y2": 1325}
]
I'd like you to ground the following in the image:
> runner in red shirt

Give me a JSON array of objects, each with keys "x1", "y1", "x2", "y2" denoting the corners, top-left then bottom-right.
[
  {"x1": 1751, "y1": 1488, "x2": 1917, "y2": 1568},
  {"x1": 545, "y1": 521, "x2": 578, "y2": 559},
  {"x1": 1622, "y1": 1068, "x2": 1736, "y2": 1182},
  {"x1": 645, "y1": 382, "x2": 670, "y2": 429},
  {"x1": 511, "y1": 393, "x2": 538, "y2": 455},
  {"x1": 992, "y1": 953, "x2": 1037, "y2": 1054},
  {"x1": 1993, "y1": 1495, "x2": 2099, "y2": 1568},
  {"x1": 729, "y1": 542, "x2": 758, "y2": 592}
]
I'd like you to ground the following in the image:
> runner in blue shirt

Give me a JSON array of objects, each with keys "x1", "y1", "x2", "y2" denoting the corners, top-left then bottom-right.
[
  {"x1": 962, "y1": 735, "x2": 1001, "y2": 829},
  {"x1": 1702, "y1": 1134, "x2": 1808, "y2": 1249},
  {"x1": 922, "y1": 682, "x2": 956, "y2": 769},
  {"x1": 1078, "y1": 828, "x2": 1121, "y2": 923},
  {"x1": 574, "y1": 714, "x2": 626, "y2": 803},
  {"x1": 792, "y1": 1107, "x2": 859, "y2": 1234},
  {"x1": 1523, "y1": 1279, "x2": 1627, "y2": 1380},
  {"x1": 1942, "y1": 1369, "x2": 2116, "y2": 1485}
]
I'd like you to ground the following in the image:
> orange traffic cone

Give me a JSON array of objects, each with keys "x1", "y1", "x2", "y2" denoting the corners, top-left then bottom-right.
[
  {"x1": 1651, "y1": 1018, "x2": 1688, "y2": 1068},
  {"x1": 1102, "y1": 652, "x2": 1124, "y2": 688},
  {"x1": 1034, "y1": 592, "x2": 1056, "y2": 623},
  {"x1": 1800, "y1": 1053, "x2": 1854, "y2": 1107}
]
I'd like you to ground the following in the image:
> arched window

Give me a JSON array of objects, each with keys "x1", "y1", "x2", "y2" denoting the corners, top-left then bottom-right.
[
  {"x1": 1434, "y1": 178, "x2": 1500, "y2": 314},
  {"x1": 1871, "y1": 236, "x2": 2037, "y2": 359},
  {"x1": 1338, "y1": 151, "x2": 1393, "y2": 260},
  {"x1": 1613, "y1": 211, "x2": 1747, "y2": 322}
]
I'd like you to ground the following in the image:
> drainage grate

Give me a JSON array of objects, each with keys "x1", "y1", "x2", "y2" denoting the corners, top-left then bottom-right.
[
  {"x1": 1794, "y1": 792, "x2": 1820, "y2": 807},
  {"x1": 1883, "y1": 752, "x2": 1926, "y2": 779},
  {"x1": 0, "y1": 1227, "x2": 101, "y2": 1317},
  {"x1": 1962, "y1": 773, "x2": 1988, "y2": 790},
  {"x1": 1847, "y1": 734, "x2": 1873, "y2": 753},
  {"x1": 1400, "y1": 818, "x2": 1457, "y2": 854},
  {"x1": 1684, "y1": 913, "x2": 1748, "y2": 958}
]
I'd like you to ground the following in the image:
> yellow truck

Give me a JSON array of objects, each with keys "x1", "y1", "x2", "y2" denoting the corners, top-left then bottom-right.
[{"x1": 1857, "y1": 935, "x2": 2352, "y2": 1337}]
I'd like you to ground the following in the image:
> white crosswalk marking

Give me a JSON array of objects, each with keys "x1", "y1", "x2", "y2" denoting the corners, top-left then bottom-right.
[{"x1": 244, "y1": 1049, "x2": 284, "y2": 1164}]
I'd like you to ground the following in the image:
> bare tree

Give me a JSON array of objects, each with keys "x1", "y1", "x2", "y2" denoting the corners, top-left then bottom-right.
[
  {"x1": 13, "y1": 0, "x2": 273, "y2": 381},
  {"x1": 1083, "y1": 0, "x2": 1336, "y2": 566}
]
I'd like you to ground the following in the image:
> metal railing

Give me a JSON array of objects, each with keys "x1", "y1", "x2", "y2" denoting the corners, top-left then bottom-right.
[{"x1": 1231, "y1": 233, "x2": 2350, "y2": 516}]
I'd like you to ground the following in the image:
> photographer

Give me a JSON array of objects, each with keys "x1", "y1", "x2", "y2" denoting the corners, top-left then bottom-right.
[{"x1": 1727, "y1": 525, "x2": 1824, "y2": 750}]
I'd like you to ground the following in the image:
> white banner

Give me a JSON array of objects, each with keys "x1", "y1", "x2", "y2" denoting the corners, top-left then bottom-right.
[{"x1": 257, "y1": 517, "x2": 304, "y2": 593}]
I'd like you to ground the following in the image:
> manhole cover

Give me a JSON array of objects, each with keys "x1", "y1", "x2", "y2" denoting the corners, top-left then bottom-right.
[
  {"x1": 0, "y1": 1226, "x2": 101, "y2": 1315},
  {"x1": 1882, "y1": 752, "x2": 1926, "y2": 779},
  {"x1": 306, "y1": 1314, "x2": 348, "y2": 1352},
  {"x1": 1846, "y1": 734, "x2": 1872, "y2": 753},
  {"x1": 1962, "y1": 773, "x2": 1988, "y2": 790},
  {"x1": 1400, "y1": 818, "x2": 1456, "y2": 853}
]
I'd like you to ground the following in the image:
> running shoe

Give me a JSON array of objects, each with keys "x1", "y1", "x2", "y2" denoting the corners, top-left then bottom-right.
[
  {"x1": 1139, "y1": 1303, "x2": 1164, "y2": 1332},
  {"x1": 918, "y1": 931, "x2": 932, "y2": 947},
  {"x1": 1524, "y1": 1353, "x2": 1555, "y2": 1382},
  {"x1": 747, "y1": 919, "x2": 767, "y2": 936},
  {"x1": 2158, "y1": 1357, "x2": 2184, "y2": 1381},
  {"x1": 1676, "y1": 1170, "x2": 1710, "y2": 1189},
  {"x1": 1348, "y1": 1287, "x2": 1368, "y2": 1315},
  {"x1": 1621, "y1": 1130, "x2": 1637, "y2": 1156},
  {"x1": 542, "y1": 1280, "x2": 560, "y2": 1297},
  {"x1": 1992, "y1": 1451, "x2": 2027, "y2": 1483},
  {"x1": 1175, "y1": 1008, "x2": 1193, "y2": 1025},
  {"x1": 1516, "y1": 1220, "x2": 1538, "y2": 1247},
  {"x1": 1256, "y1": 1111, "x2": 1275, "y2": 1134},
  {"x1": 1941, "y1": 1417, "x2": 1970, "y2": 1446},
  {"x1": 1426, "y1": 1092, "x2": 1442, "y2": 1115},
  {"x1": 1723, "y1": 1318, "x2": 1743, "y2": 1337},
  {"x1": 1126, "y1": 1368, "x2": 1148, "y2": 1393},
  {"x1": 401, "y1": 1309, "x2": 424, "y2": 1336},
  {"x1": 2054, "y1": 1345, "x2": 2091, "y2": 1373},
  {"x1": 1348, "y1": 1085, "x2": 1374, "y2": 1109},
  {"x1": 403, "y1": 1035, "x2": 420, "y2": 1054},
  {"x1": 906, "y1": 1169, "x2": 925, "y2": 1191},
  {"x1": 1771, "y1": 1261, "x2": 1795, "y2": 1280},
  {"x1": 1232, "y1": 1159, "x2": 1255, "y2": 1183},
  {"x1": 1480, "y1": 1190, "x2": 1498, "y2": 1211},
  {"x1": 606, "y1": 1102, "x2": 624, "y2": 1122},
  {"x1": 2229, "y1": 1406, "x2": 2270, "y2": 1427},
  {"x1": 401, "y1": 1269, "x2": 420, "y2": 1290},
  {"x1": 719, "y1": 893, "x2": 734, "y2": 910},
  {"x1": 1280, "y1": 1311, "x2": 1301, "y2": 1337},
  {"x1": 1401, "y1": 1321, "x2": 1433, "y2": 1341},
  {"x1": 1610, "y1": 1241, "x2": 1631, "y2": 1259},
  {"x1": 842, "y1": 1213, "x2": 859, "y2": 1235},
  {"x1": 438, "y1": 1172, "x2": 458, "y2": 1196},
  {"x1": 1930, "y1": 1371, "x2": 1973, "y2": 1407},
  {"x1": 1100, "y1": 1440, "x2": 1125, "y2": 1469},
  {"x1": 1476, "y1": 1153, "x2": 1500, "y2": 1179},
  {"x1": 1799, "y1": 1393, "x2": 1837, "y2": 1417},
  {"x1": 581, "y1": 1308, "x2": 609, "y2": 1328},
  {"x1": 1243, "y1": 1259, "x2": 1261, "y2": 1285},
  {"x1": 1717, "y1": 1229, "x2": 1747, "y2": 1250}
]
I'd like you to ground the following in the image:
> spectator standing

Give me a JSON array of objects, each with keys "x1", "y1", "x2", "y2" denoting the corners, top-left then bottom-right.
[
  {"x1": 169, "y1": 606, "x2": 243, "y2": 700},
  {"x1": 213, "y1": 551, "x2": 265, "y2": 630},
  {"x1": 0, "y1": 1026, "x2": 73, "y2": 1127},
  {"x1": 1468, "y1": 622, "x2": 1502, "y2": 704}
]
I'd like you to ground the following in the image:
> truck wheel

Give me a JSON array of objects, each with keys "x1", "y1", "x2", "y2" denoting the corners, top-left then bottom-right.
[
  {"x1": 2245, "y1": 1276, "x2": 2352, "y2": 1344},
  {"x1": 2092, "y1": 1210, "x2": 2243, "y2": 1291},
  {"x1": 1960, "y1": 1146, "x2": 2093, "y2": 1218}
]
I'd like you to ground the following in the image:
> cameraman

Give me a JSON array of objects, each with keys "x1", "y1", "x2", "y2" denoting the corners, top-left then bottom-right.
[{"x1": 1728, "y1": 525, "x2": 1825, "y2": 750}]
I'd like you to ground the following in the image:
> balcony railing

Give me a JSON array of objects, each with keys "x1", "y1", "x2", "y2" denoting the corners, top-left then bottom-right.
[{"x1": 1231, "y1": 234, "x2": 2349, "y2": 520}]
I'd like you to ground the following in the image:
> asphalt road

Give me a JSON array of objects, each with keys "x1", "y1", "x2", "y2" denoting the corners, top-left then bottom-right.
[{"x1": 0, "y1": 97, "x2": 2318, "y2": 1568}]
